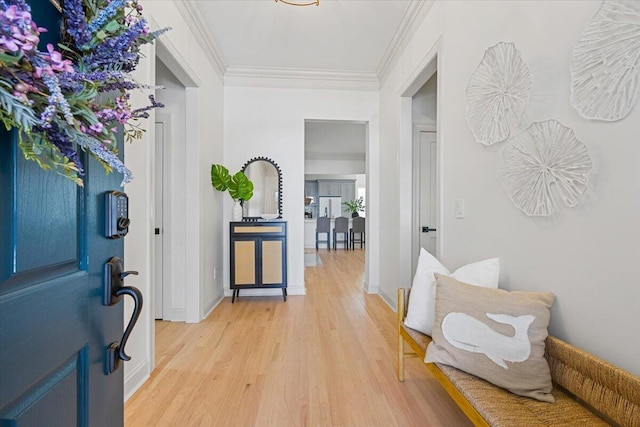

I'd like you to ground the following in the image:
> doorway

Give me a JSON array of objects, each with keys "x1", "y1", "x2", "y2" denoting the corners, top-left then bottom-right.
[
  {"x1": 398, "y1": 41, "x2": 441, "y2": 284},
  {"x1": 154, "y1": 116, "x2": 172, "y2": 320},
  {"x1": 303, "y1": 120, "x2": 368, "y2": 282},
  {"x1": 411, "y1": 72, "x2": 439, "y2": 272},
  {"x1": 153, "y1": 59, "x2": 187, "y2": 322},
  {"x1": 415, "y1": 128, "x2": 438, "y2": 260}
]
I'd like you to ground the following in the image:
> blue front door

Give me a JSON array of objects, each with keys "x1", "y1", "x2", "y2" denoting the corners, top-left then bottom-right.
[{"x1": 0, "y1": 2, "x2": 126, "y2": 425}]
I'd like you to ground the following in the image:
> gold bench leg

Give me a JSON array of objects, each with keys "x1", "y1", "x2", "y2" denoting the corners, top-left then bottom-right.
[{"x1": 397, "y1": 288, "x2": 405, "y2": 382}]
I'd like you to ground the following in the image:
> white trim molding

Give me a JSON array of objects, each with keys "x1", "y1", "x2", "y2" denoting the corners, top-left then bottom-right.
[
  {"x1": 124, "y1": 358, "x2": 150, "y2": 402},
  {"x1": 178, "y1": 1, "x2": 227, "y2": 79},
  {"x1": 305, "y1": 152, "x2": 365, "y2": 161},
  {"x1": 224, "y1": 66, "x2": 379, "y2": 91},
  {"x1": 377, "y1": 0, "x2": 435, "y2": 86}
]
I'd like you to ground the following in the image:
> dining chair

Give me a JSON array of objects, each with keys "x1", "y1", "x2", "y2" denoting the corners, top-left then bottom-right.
[
  {"x1": 333, "y1": 216, "x2": 349, "y2": 250},
  {"x1": 316, "y1": 217, "x2": 331, "y2": 250},
  {"x1": 350, "y1": 216, "x2": 365, "y2": 249}
]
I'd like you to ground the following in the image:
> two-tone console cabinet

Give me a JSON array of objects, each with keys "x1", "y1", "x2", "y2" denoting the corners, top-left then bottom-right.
[{"x1": 230, "y1": 221, "x2": 287, "y2": 302}]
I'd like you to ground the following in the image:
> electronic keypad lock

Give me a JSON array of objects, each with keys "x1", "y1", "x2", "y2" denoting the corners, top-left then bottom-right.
[{"x1": 105, "y1": 191, "x2": 130, "y2": 239}]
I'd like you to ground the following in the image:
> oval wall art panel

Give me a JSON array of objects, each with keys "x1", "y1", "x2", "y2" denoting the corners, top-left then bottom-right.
[
  {"x1": 501, "y1": 120, "x2": 593, "y2": 217},
  {"x1": 466, "y1": 42, "x2": 533, "y2": 146},
  {"x1": 570, "y1": 1, "x2": 640, "y2": 121}
]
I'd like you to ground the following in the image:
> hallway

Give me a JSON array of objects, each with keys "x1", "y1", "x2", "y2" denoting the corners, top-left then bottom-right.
[{"x1": 125, "y1": 249, "x2": 470, "y2": 426}]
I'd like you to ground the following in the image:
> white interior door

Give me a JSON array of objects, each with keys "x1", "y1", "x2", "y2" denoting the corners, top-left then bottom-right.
[
  {"x1": 154, "y1": 121, "x2": 164, "y2": 319},
  {"x1": 419, "y1": 131, "x2": 437, "y2": 256}
]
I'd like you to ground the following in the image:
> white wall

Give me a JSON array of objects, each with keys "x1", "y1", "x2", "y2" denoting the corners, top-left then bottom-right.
[
  {"x1": 304, "y1": 158, "x2": 365, "y2": 175},
  {"x1": 413, "y1": 73, "x2": 437, "y2": 127},
  {"x1": 379, "y1": 0, "x2": 640, "y2": 376},
  {"x1": 224, "y1": 86, "x2": 380, "y2": 294},
  {"x1": 123, "y1": 0, "x2": 225, "y2": 399},
  {"x1": 304, "y1": 121, "x2": 366, "y2": 174}
]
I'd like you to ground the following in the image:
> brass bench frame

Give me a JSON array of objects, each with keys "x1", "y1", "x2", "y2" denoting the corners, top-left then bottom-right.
[
  {"x1": 397, "y1": 287, "x2": 640, "y2": 427},
  {"x1": 397, "y1": 288, "x2": 489, "y2": 426}
]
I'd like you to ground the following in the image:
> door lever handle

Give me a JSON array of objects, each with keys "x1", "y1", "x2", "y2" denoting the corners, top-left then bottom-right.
[
  {"x1": 104, "y1": 257, "x2": 144, "y2": 375},
  {"x1": 422, "y1": 227, "x2": 437, "y2": 233},
  {"x1": 120, "y1": 270, "x2": 138, "y2": 280}
]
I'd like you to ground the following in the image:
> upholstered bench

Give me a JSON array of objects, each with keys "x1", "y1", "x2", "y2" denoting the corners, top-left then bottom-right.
[{"x1": 397, "y1": 288, "x2": 640, "y2": 427}]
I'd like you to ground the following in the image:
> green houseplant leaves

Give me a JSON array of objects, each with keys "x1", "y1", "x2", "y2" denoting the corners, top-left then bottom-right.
[
  {"x1": 210, "y1": 164, "x2": 232, "y2": 192},
  {"x1": 228, "y1": 171, "x2": 254, "y2": 201},
  {"x1": 210, "y1": 164, "x2": 254, "y2": 201},
  {"x1": 343, "y1": 197, "x2": 365, "y2": 217}
]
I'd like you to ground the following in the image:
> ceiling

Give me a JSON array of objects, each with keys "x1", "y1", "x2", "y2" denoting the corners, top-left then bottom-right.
[{"x1": 182, "y1": 0, "x2": 431, "y2": 87}]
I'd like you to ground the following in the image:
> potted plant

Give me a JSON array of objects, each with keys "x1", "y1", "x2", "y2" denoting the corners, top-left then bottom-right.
[
  {"x1": 210, "y1": 164, "x2": 254, "y2": 221},
  {"x1": 343, "y1": 197, "x2": 365, "y2": 218}
]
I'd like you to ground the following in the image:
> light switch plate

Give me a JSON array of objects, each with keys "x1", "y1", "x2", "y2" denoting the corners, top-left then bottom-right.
[{"x1": 455, "y1": 199, "x2": 465, "y2": 218}]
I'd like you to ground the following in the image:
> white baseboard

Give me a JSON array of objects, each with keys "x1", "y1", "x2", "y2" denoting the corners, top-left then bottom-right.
[
  {"x1": 286, "y1": 284, "x2": 306, "y2": 295},
  {"x1": 202, "y1": 291, "x2": 224, "y2": 319},
  {"x1": 364, "y1": 285, "x2": 378, "y2": 295},
  {"x1": 166, "y1": 308, "x2": 185, "y2": 322},
  {"x1": 377, "y1": 287, "x2": 396, "y2": 311},
  {"x1": 124, "y1": 358, "x2": 150, "y2": 402}
]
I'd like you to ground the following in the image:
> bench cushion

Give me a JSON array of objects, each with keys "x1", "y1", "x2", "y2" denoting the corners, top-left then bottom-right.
[{"x1": 437, "y1": 363, "x2": 610, "y2": 427}]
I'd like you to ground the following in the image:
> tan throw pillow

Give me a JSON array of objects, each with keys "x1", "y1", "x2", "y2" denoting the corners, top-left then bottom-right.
[{"x1": 425, "y1": 274, "x2": 555, "y2": 402}]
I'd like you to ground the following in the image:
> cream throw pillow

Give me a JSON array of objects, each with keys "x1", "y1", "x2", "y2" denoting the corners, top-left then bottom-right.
[
  {"x1": 404, "y1": 248, "x2": 500, "y2": 335},
  {"x1": 425, "y1": 274, "x2": 555, "y2": 402}
]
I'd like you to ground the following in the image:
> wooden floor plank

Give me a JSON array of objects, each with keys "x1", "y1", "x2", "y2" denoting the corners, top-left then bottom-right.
[{"x1": 125, "y1": 248, "x2": 472, "y2": 426}]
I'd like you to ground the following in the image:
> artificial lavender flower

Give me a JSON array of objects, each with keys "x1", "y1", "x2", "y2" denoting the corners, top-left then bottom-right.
[
  {"x1": 131, "y1": 95, "x2": 163, "y2": 118},
  {"x1": 70, "y1": 70, "x2": 125, "y2": 82},
  {"x1": 38, "y1": 122, "x2": 84, "y2": 174},
  {"x1": 39, "y1": 103, "x2": 55, "y2": 127},
  {"x1": 84, "y1": 19, "x2": 146, "y2": 72},
  {"x1": 1, "y1": 0, "x2": 169, "y2": 186},
  {"x1": 87, "y1": 138, "x2": 132, "y2": 185},
  {"x1": 68, "y1": 69, "x2": 140, "y2": 92},
  {"x1": 149, "y1": 27, "x2": 171, "y2": 40},
  {"x1": 86, "y1": 0, "x2": 125, "y2": 36},
  {"x1": 41, "y1": 73, "x2": 74, "y2": 124},
  {"x1": 98, "y1": 80, "x2": 138, "y2": 92},
  {"x1": 62, "y1": 0, "x2": 90, "y2": 47}
]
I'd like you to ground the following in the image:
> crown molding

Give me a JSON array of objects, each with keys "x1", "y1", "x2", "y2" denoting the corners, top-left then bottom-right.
[
  {"x1": 177, "y1": 0, "x2": 432, "y2": 91},
  {"x1": 178, "y1": 1, "x2": 227, "y2": 79},
  {"x1": 376, "y1": 0, "x2": 434, "y2": 86},
  {"x1": 224, "y1": 66, "x2": 379, "y2": 91},
  {"x1": 305, "y1": 152, "x2": 365, "y2": 161}
]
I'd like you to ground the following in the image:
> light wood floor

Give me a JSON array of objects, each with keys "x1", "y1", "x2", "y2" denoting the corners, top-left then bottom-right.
[{"x1": 125, "y1": 249, "x2": 471, "y2": 426}]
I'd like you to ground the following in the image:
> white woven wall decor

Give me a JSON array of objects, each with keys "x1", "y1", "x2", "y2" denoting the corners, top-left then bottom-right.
[
  {"x1": 466, "y1": 42, "x2": 533, "y2": 146},
  {"x1": 501, "y1": 120, "x2": 593, "y2": 216},
  {"x1": 570, "y1": 1, "x2": 640, "y2": 121}
]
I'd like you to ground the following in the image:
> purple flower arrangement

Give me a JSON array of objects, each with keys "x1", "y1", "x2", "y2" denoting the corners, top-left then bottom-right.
[{"x1": 0, "y1": 0, "x2": 168, "y2": 185}]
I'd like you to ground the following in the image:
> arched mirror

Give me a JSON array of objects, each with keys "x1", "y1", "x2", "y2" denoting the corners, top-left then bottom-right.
[{"x1": 242, "y1": 157, "x2": 282, "y2": 220}]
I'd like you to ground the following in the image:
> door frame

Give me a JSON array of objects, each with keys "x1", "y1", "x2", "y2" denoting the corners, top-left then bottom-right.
[
  {"x1": 412, "y1": 125, "x2": 437, "y2": 273},
  {"x1": 398, "y1": 36, "x2": 442, "y2": 287},
  {"x1": 302, "y1": 119, "x2": 374, "y2": 292},
  {"x1": 123, "y1": 20, "x2": 202, "y2": 400}
]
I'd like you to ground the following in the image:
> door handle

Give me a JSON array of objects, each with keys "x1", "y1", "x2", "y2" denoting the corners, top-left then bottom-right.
[
  {"x1": 422, "y1": 227, "x2": 437, "y2": 233},
  {"x1": 104, "y1": 257, "x2": 143, "y2": 375}
]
